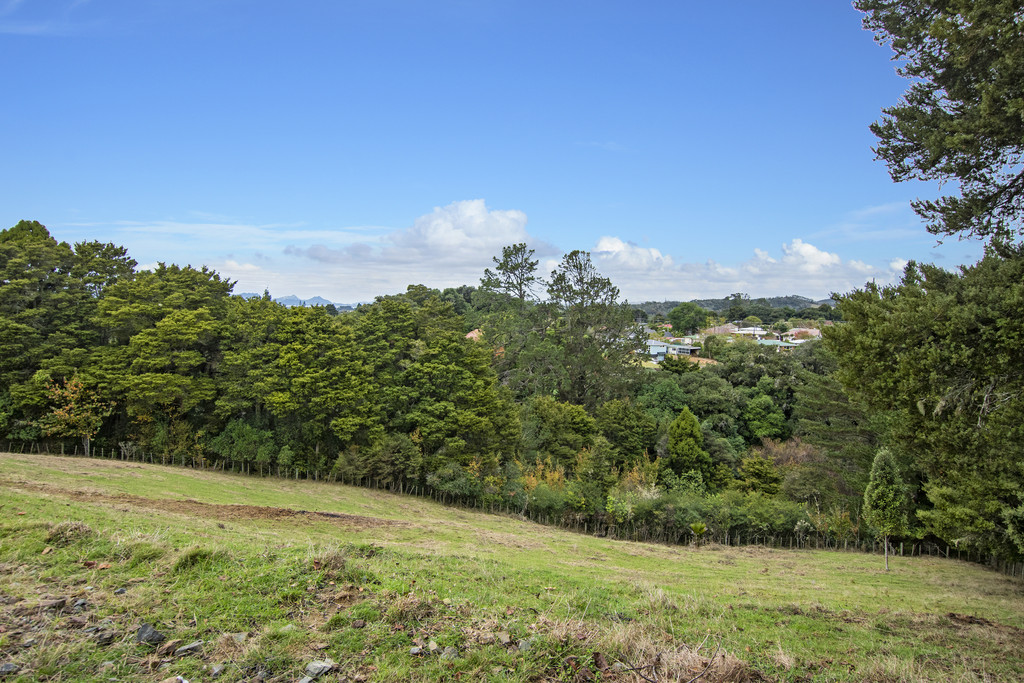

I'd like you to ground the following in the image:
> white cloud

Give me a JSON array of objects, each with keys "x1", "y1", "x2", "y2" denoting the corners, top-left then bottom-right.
[
  {"x1": 281, "y1": 199, "x2": 550, "y2": 274},
  {"x1": 54, "y1": 203, "x2": 916, "y2": 304},
  {"x1": 277, "y1": 200, "x2": 556, "y2": 299},
  {"x1": 221, "y1": 260, "x2": 262, "y2": 273},
  {"x1": 389, "y1": 199, "x2": 533, "y2": 259},
  {"x1": 810, "y1": 202, "x2": 926, "y2": 243},
  {"x1": 593, "y1": 237, "x2": 674, "y2": 269},
  {"x1": 0, "y1": 0, "x2": 98, "y2": 35},
  {"x1": 780, "y1": 238, "x2": 841, "y2": 273},
  {"x1": 590, "y1": 236, "x2": 903, "y2": 302}
]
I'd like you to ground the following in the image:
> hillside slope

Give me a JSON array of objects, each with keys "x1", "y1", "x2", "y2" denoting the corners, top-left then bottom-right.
[{"x1": 1, "y1": 453, "x2": 1022, "y2": 682}]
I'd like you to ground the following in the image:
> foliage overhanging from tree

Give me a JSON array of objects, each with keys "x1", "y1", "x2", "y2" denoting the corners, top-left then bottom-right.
[{"x1": 856, "y1": 0, "x2": 1024, "y2": 241}]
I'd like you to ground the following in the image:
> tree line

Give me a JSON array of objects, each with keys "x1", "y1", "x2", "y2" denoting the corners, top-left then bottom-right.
[
  {"x1": 0, "y1": 221, "x2": 875, "y2": 547},
  {"x1": 4, "y1": 0, "x2": 1024, "y2": 566},
  {"x1": 2, "y1": 220, "x2": 1021, "y2": 565}
]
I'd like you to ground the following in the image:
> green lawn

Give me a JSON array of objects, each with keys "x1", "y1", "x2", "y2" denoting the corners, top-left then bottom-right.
[{"x1": 1, "y1": 452, "x2": 1021, "y2": 682}]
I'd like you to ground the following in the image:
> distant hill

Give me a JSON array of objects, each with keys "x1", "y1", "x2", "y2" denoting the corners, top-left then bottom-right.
[
  {"x1": 236, "y1": 292, "x2": 355, "y2": 310},
  {"x1": 634, "y1": 295, "x2": 837, "y2": 316},
  {"x1": 690, "y1": 295, "x2": 828, "y2": 313}
]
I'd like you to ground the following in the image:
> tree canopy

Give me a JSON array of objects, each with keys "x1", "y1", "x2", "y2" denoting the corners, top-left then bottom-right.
[
  {"x1": 856, "y1": 0, "x2": 1024, "y2": 241},
  {"x1": 10, "y1": 223, "x2": 1014, "y2": 561},
  {"x1": 827, "y1": 245, "x2": 1024, "y2": 557}
]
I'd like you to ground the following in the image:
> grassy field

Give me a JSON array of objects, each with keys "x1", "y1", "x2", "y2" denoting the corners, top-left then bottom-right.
[{"x1": 1, "y1": 452, "x2": 1022, "y2": 682}]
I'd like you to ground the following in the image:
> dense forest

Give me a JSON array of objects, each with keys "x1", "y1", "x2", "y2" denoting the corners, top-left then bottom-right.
[{"x1": 2, "y1": 220, "x2": 1021, "y2": 567}]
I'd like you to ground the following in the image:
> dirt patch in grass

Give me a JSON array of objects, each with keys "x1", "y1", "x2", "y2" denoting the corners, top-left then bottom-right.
[
  {"x1": 474, "y1": 528, "x2": 548, "y2": 550},
  {"x1": 1, "y1": 476, "x2": 402, "y2": 530}
]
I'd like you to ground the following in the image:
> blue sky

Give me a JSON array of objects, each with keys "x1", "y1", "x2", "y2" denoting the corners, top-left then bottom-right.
[{"x1": 0, "y1": 0, "x2": 985, "y2": 303}]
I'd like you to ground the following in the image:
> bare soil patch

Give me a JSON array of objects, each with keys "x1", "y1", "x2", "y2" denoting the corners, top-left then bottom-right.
[{"x1": 1, "y1": 476, "x2": 401, "y2": 530}]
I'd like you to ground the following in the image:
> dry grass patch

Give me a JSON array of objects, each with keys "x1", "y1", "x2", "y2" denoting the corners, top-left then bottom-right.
[
  {"x1": 44, "y1": 520, "x2": 93, "y2": 546},
  {"x1": 384, "y1": 592, "x2": 435, "y2": 625},
  {"x1": 597, "y1": 619, "x2": 761, "y2": 682}
]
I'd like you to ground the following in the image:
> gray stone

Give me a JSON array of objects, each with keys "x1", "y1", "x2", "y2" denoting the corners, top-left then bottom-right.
[
  {"x1": 517, "y1": 638, "x2": 531, "y2": 651},
  {"x1": 174, "y1": 640, "x2": 204, "y2": 656},
  {"x1": 40, "y1": 598, "x2": 66, "y2": 611},
  {"x1": 0, "y1": 663, "x2": 19, "y2": 677},
  {"x1": 114, "y1": 588, "x2": 127, "y2": 595},
  {"x1": 304, "y1": 658, "x2": 336, "y2": 678},
  {"x1": 497, "y1": 631, "x2": 512, "y2": 645},
  {"x1": 210, "y1": 663, "x2": 226, "y2": 678},
  {"x1": 479, "y1": 633, "x2": 496, "y2": 645},
  {"x1": 427, "y1": 640, "x2": 439, "y2": 652},
  {"x1": 94, "y1": 630, "x2": 118, "y2": 646},
  {"x1": 351, "y1": 619, "x2": 366, "y2": 628},
  {"x1": 441, "y1": 646, "x2": 458, "y2": 660},
  {"x1": 225, "y1": 632, "x2": 248, "y2": 644},
  {"x1": 73, "y1": 598, "x2": 89, "y2": 610},
  {"x1": 157, "y1": 639, "x2": 183, "y2": 656},
  {"x1": 409, "y1": 646, "x2": 422, "y2": 655},
  {"x1": 298, "y1": 678, "x2": 314, "y2": 683},
  {"x1": 136, "y1": 623, "x2": 167, "y2": 644}
]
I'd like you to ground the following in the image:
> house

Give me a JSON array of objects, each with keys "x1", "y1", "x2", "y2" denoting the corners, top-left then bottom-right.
[
  {"x1": 666, "y1": 343, "x2": 700, "y2": 357},
  {"x1": 647, "y1": 339, "x2": 700, "y2": 362},
  {"x1": 783, "y1": 327, "x2": 822, "y2": 342},
  {"x1": 703, "y1": 323, "x2": 738, "y2": 336},
  {"x1": 734, "y1": 326, "x2": 769, "y2": 339},
  {"x1": 757, "y1": 339, "x2": 798, "y2": 352},
  {"x1": 646, "y1": 339, "x2": 669, "y2": 362}
]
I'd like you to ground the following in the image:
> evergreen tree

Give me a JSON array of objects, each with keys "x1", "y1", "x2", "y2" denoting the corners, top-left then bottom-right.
[
  {"x1": 666, "y1": 301, "x2": 709, "y2": 335},
  {"x1": 666, "y1": 407, "x2": 712, "y2": 482},
  {"x1": 829, "y1": 247, "x2": 1024, "y2": 557},
  {"x1": 480, "y1": 243, "x2": 539, "y2": 306},
  {"x1": 546, "y1": 250, "x2": 644, "y2": 408},
  {"x1": 594, "y1": 398, "x2": 657, "y2": 469},
  {"x1": 863, "y1": 448, "x2": 909, "y2": 571},
  {"x1": 856, "y1": 0, "x2": 1024, "y2": 241}
]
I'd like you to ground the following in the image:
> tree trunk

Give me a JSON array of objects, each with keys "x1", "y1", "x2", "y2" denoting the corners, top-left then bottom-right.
[{"x1": 884, "y1": 535, "x2": 890, "y2": 571}]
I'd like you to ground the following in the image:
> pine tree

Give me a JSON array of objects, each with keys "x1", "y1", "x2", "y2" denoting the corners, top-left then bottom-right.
[
  {"x1": 863, "y1": 448, "x2": 908, "y2": 571},
  {"x1": 666, "y1": 407, "x2": 712, "y2": 482}
]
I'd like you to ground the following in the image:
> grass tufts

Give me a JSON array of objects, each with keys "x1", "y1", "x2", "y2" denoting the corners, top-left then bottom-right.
[
  {"x1": 310, "y1": 544, "x2": 348, "y2": 576},
  {"x1": 384, "y1": 593, "x2": 434, "y2": 625},
  {"x1": 172, "y1": 544, "x2": 230, "y2": 572},
  {"x1": 45, "y1": 520, "x2": 94, "y2": 546},
  {"x1": 121, "y1": 540, "x2": 167, "y2": 566}
]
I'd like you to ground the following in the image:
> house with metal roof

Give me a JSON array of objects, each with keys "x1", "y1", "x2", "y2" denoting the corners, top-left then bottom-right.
[{"x1": 757, "y1": 339, "x2": 798, "y2": 352}]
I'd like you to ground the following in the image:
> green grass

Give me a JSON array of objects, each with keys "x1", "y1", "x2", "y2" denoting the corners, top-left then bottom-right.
[{"x1": 1, "y1": 452, "x2": 1022, "y2": 681}]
